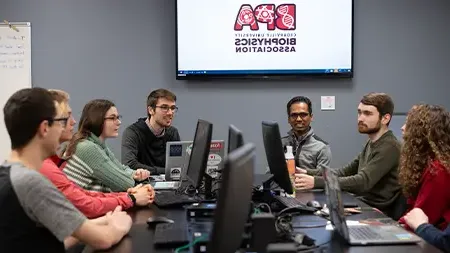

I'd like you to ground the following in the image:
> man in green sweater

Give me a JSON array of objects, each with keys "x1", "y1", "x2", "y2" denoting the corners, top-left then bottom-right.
[{"x1": 295, "y1": 92, "x2": 401, "y2": 214}]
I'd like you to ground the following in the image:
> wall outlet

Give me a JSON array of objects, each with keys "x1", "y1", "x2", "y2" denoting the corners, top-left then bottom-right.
[{"x1": 321, "y1": 96, "x2": 335, "y2": 110}]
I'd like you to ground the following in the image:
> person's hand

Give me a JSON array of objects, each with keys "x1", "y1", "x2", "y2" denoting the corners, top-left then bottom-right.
[
  {"x1": 127, "y1": 183, "x2": 143, "y2": 194},
  {"x1": 132, "y1": 187, "x2": 152, "y2": 206},
  {"x1": 133, "y1": 169, "x2": 150, "y2": 181},
  {"x1": 91, "y1": 215, "x2": 109, "y2": 225},
  {"x1": 296, "y1": 167, "x2": 307, "y2": 174},
  {"x1": 404, "y1": 208, "x2": 429, "y2": 230},
  {"x1": 143, "y1": 184, "x2": 155, "y2": 203},
  {"x1": 107, "y1": 206, "x2": 132, "y2": 234},
  {"x1": 294, "y1": 173, "x2": 314, "y2": 190}
]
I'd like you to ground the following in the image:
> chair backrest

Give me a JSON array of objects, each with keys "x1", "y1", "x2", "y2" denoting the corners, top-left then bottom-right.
[{"x1": 386, "y1": 193, "x2": 408, "y2": 220}]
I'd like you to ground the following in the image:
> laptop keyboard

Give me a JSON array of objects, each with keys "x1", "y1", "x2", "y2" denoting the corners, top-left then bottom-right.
[
  {"x1": 154, "y1": 181, "x2": 180, "y2": 190},
  {"x1": 154, "y1": 223, "x2": 189, "y2": 247},
  {"x1": 154, "y1": 191, "x2": 200, "y2": 207},
  {"x1": 274, "y1": 196, "x2": 316, "y2": 212},
  {"x1": 349, "y1": 226, "x2": 383, "y2": 241}
]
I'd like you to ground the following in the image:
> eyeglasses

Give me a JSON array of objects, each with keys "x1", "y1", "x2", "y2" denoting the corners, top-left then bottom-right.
[
  {"x1": 104, "y1": 115, "x2": 122, "y2": 122},
  {"x1": 51, "y1": 117, "x2": 70, "y2": 127},
  {"x1": 289, "y1": 112, "x2": 310, "y2": 120},
  {"x1": 155, "y1": 105, "x2": 178, "y2": 113}
]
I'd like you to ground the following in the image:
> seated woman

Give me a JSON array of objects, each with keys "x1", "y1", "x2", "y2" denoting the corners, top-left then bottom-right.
[
  {"x1": 398, "y1": 104, "x2": 450, "y2": 231},
  {"x1": 404, "y1": 208, "x2": 450, "y2": 252},
  {"x1": 63, "y1": 99, "x2": 149, "y2": 192}
]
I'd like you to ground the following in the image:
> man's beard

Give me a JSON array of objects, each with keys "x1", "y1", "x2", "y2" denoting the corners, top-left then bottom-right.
[
  {"x1": 358, "y1": 121, "x2": 381, "y2": 134},
  {"x1": 156, "y1": 116, "x2": 172, "y2": 127}
]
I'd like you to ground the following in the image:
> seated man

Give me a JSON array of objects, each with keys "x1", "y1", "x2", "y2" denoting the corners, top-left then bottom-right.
[
  {"x1": 40, "y1": 89, "x2": 154, "y2": 218},
  {"x1": 282, "y1": 96, "x2": 331, "y2": 170},
  {"x1": 0, "y1": 88, "x2": 131, "y2": 251},
  {"x1": 121, "y1": 89, "x2": 180, "y2": 174},
  {"x1": 295, "y1": 92, "x2": 401, "y2": 214}
]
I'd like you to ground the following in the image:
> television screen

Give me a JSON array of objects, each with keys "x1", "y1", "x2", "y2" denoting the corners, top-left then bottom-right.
[{"x1": 176, "y1": 0, "x2": 353, "y2": 79}]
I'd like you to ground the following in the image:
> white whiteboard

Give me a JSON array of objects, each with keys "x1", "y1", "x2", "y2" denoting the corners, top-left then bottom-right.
[{"x1": 0, "y1": 22, "x2": 32, "y2": 162}]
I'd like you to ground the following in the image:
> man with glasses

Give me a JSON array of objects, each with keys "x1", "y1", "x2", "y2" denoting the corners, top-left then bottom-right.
[
  {"x1": 0, "y1": 88, "x2": 132, "y2": 251},
  {"x1": 281, "y1": 96, "x2": 331, "y2": 171},
  {"x1": 122, "y1": 89, "x2": 180, "y2": 174},
  {"x1": 40, "y1": 89, "x2": 153, "y2": 218}
]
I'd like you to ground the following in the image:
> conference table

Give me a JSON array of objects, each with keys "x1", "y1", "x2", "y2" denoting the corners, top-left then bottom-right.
[{"x1": 79, "y1": 187, "x2": 442, "y2": 253}]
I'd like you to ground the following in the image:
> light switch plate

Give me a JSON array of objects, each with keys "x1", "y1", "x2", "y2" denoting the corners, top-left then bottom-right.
[{"x1": 321, "y1": 96, "x2": 335, "y2": 110}]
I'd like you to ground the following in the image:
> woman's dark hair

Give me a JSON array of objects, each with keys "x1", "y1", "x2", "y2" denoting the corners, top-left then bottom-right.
[{"x1": 65, "y1": 99, "x2": 115, "y2": 158}]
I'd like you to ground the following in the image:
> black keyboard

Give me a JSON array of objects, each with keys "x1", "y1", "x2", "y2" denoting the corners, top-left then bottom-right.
[
  {"x1": 154, "y1": 191, "x2": 201, "y2": 207},
  {"x1": 154, "y1": 223, "x2": 189, "y2": 247},
  {"x1": 274, "y1": 195, "x2": 316, "y2": 212}
]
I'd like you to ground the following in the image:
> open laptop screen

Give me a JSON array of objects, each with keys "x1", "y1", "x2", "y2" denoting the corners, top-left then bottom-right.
[{"x1": 323, "y1": 166, "x2": 350, "y2": 240}]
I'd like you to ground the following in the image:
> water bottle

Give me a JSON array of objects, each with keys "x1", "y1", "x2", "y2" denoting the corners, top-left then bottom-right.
[{"x1": 285, "y1": 145, "x2": 296, "y2": 197}]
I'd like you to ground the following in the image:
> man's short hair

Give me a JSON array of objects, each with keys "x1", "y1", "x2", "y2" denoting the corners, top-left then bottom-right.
[
  {"x1": 48, "y1": 89, "x2": 70, "y2": 112},
  {"x1": 360, "y1": 92, "x2": 394, "y2": 124},
  {"x1": 146, "y1": 89, "x2": 177, "y2": 108},
  {"x1": 3, "y1": 87, "x2": 56, "y2": 149},
  {"x1": 286, "y1": 96, "x2": 313, "y2": 115},
  {"x1": 48, "y1": 89, "x2": 69, "y2": 104}
]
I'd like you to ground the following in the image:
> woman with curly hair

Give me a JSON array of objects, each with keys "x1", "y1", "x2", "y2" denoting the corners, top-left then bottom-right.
[{"x1": 398, "y1": 104, "x2": 450, "y2": 236}]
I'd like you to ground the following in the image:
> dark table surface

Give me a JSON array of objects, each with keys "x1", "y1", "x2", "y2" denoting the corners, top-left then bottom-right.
[{"x1": 80, "y1": 188, "x2": 442, "y2": 253}]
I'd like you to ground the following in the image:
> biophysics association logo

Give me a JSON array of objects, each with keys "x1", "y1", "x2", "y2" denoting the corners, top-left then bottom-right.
[{"x1": 233, "y1": 4, "x2": 296, "y2": 53}]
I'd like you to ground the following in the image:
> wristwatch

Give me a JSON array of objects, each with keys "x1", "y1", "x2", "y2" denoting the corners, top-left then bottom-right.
[{"x1": 128, "y1": 193, "x2": 136, "y2": 205}]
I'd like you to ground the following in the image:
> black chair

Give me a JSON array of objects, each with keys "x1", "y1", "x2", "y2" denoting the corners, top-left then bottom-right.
[{"x1": 385, "y1": 192, "x2": 408, "y2": 221}]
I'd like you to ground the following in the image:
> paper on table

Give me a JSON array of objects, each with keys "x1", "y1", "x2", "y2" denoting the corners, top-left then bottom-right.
[{"x1": 325, "y1": 220, "x2": 367, "y2": 230}]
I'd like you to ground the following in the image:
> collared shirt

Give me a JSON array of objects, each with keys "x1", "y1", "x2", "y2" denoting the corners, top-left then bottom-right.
[{"x1": 146, "y1": 118, "x2": 165, "y2": 137}]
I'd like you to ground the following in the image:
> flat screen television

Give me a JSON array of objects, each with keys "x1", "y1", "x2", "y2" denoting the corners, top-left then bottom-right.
[{"x1": 176, "y1": 0, "x2": 353, "y2": 79}]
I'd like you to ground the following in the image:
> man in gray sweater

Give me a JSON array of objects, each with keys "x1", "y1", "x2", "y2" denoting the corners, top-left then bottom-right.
[{"x1": 282, "y1": 96, "x2": 332, "y2": 171}]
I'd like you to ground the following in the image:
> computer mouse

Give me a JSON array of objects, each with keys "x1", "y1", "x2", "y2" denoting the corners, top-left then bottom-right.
[
  {"x1": 306, "y1": 200, "x2": 322, "y2": 209},
  {"x1": 146, "y1": 216, "x2": 174, "y2": 225}
]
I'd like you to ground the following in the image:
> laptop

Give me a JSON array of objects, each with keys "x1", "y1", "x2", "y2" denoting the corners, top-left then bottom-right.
[
  {"x1": 322, "y1": 165, "x2": 421, "y2": 245},
  {"x1": 153, "y1": 140, "x2": 224, "y2": 190},
  {"x1": 153, "y1": 119, "x2": 213, "y2": 206},
  {"x1": 164, "y1": 140, "x2": 225, "y2": 182}
]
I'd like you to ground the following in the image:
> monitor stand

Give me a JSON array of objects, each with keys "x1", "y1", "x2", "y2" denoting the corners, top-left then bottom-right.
[
  {"x1": 262, "y1": 175, "x2": 275, "y2": 191},
  {"x1": 252, "y1": 175, "x2": 279, "y2": 205},
  {"x1": 203, "y1": 174, "x2": 215, "y2": 200}
]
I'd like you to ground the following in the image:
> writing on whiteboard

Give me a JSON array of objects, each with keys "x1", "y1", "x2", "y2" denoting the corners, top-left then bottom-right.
[
  {"x1": 0, "y1": 35, "x2": 27, "y2": 69},
  {"x1": 0, "y1": 35, "x2": 26, "y2": 41}
]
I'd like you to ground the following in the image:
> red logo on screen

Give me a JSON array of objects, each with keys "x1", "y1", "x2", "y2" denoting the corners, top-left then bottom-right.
[
  {"x1": 234, "y1": 4, "x2": 296, "y2": 31},
  {"x1": 210, "y1": 142, "x2": 222, "y2": 150}
]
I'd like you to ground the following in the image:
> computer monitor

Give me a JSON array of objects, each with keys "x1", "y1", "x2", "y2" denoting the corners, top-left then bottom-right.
[
  {"x1": 261, "y1": 121, "x2": 293, "y2": 195},
  {"x1": 185, "y1": 119, "x2": 213, "y2": 188},
  {"x1": 228, "y1": 124, "x2": 244, "y2": 154},
  {"x1": 207, "y1": 143, "x2": 255, "y2": 253}
]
